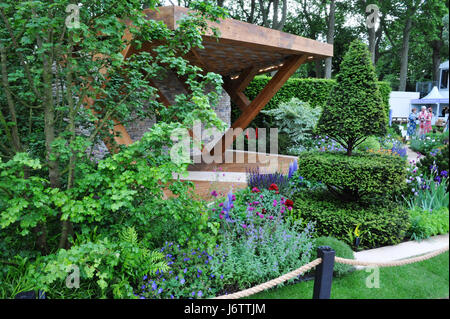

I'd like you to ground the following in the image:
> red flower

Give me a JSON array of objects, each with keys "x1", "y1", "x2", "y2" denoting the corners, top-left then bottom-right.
[
  {"x1": 285, "y1": 199, "x2": 294, "y2": 208},
  {"x1": 268, "y1": 183, "x2": 279, "y2": 191},
  {"x1": 251, "y1": 187, "x2": 261, "y2": 193}
]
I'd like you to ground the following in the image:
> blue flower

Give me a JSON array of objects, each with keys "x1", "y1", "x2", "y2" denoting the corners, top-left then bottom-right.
[
  {"x1": 158, "y1": 288, "x2": 163, "y2": 294},
  {"x1": 184, "y1": 258, "x2": 190, "y2": 261},
  {"x1": 198, "y1": 291, "x2": 203, "y2": 297},
  {"x1": 180, "y1": 278, "x2": 185, "y2": 284},
  {"x1": 184, "y1": 268, "x2": 187, "y2": 273},
  {"x1": 151, "y1": 282, "x2": 157, "y2": 291}
]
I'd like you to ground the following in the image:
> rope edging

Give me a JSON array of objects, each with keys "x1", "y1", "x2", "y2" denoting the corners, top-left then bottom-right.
[
  {"x1": 212, "y1": 258, "x2": 322, "y2": 299},
  {"x1": 211, "y1": 245, "x2": 449, "y2": 299},
  {"x1": 335, "y1": 245, "x2": 449, "y2": 268}
]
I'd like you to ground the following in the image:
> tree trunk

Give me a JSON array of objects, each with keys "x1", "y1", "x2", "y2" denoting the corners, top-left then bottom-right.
[
  {"x1": 431, "y1": 39, "x2": 442, "y2": 83},
  {"x1": 368, "y1": 26, "x2": 376, "y2": 65},
  {"x1": 399, "y1": 17, "x2": 413, "y2": 91},
  {"x1": 324, "y1": 0, "x2": 336, "y2": 79}
]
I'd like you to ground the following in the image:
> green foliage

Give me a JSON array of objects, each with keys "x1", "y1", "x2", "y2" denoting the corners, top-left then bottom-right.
[
  {"x1": 410, "y1": 132, "x2": 448, "y2": 156},
  {"x1": 140, "y1": 242, "x2": 219, "y2": 299},
  {"x1": 316, "y1": 41, "x2": 387, "y2": 155},
  {"x1": 408, "y1": 207, "x2": 449, "y2": 241},
  {"x1": 355, "y1": 136, "x2": 381, "y2": 152},
  {"x1": 312, "y1": 236, "x2": 354, "y2": 277},
  {"x1": 241, "y1": 76, "x2": 390, "y2": 131},
  {"x1": 210, "y1": 215, "x2": 315, "y2": 292},
  {"x1": 0, "y1": 256, "x2": 37, "y2": 299},
  {"x1": 262, "y1": 98, "x2": 322, "y2": 153},
  {"x1": 291, "y1": 191, "x2": 410, "y2": 249},
  {"x1": 297, "y1": 151, "x2": 407, "y2": 201},
  {"x1": 417, "y1": 144, "x2": 449, "y2": 177},
  {"x1": 35, "y1": 227, "x2": 168, "y2": 299},
  {"x1": 403, "y1": 170, "x2": 449, "y2": 213}
]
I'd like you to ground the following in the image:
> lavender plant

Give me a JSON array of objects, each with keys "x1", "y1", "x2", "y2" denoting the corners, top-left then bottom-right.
[
  {"x1": 210, "y1": 205, "x2": 315, "y2": 292},
  {"x1": 246, "y1": 167, "x2": 289, "y2": 193}
]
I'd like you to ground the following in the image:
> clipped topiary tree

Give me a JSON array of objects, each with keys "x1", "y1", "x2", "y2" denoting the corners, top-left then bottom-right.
[{"x1": 317, "y1": 40, "x2": 387, "y2": 156}]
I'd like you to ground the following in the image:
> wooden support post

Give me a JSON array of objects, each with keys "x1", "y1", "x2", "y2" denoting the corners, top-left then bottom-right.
[
  {"x1": 207, "y1": 54, "x2": 308, "y2": 156},
  {"x1": 234, "y1": 66, "x2": 260, "y2": 93},
  {"x1": 313, "y1": 246, "x2": 335, "y2": 299},
  {"x1": 223, "y1": 76, "x2": 251, "y2": 112}
]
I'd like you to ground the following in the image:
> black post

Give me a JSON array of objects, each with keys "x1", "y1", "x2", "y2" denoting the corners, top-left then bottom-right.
[{"x1": 313, "y1": 246, "x2": 335, "y2": 299}]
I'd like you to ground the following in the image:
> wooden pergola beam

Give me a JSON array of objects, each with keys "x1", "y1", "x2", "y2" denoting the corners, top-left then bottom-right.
[
  {"x1": 234, "y1": 66, "x2": 260, "y2": 93},
  {"x1": 206, "y1": 54, "x2": 308, "y2": 156},
  {"x1": 222, "y1": 76, "x2": 250, "y2": 112}
]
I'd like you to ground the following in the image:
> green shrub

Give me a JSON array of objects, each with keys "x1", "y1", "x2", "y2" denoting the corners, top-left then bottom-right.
[
  {"x1": 261, "y1": 98, "x2": 322, "y2": 153},
  {"x1": 291, "y1": 191, "x2": 410, "y2": 249},
  {"x1": 33, "y1": 227, "x2": 168, "y2": 299},
  {"x1": 312, "y1": 236, "x2": 354, "y2": 277},
  {"x1": 408, "y1": 207, "x2": 449, "y2": 241},
  {"x1": 356, "y1": 136, "x2": 381, "y2": 152},
  {"x1": 297, "y1": 151, "x2": 407, "y2": 201},
  {"x1": 238, "y1": 76, "x2": 390, "y2": 130},
  {"x1": 410, "y1": 132, "x2": 448, "y2": 156},
  {"x1": 316, "y1": 41, "x2": 387, "y2": 155},
  {"x1": 417, "y1": 144, "x2": 449, "y2": 177}
]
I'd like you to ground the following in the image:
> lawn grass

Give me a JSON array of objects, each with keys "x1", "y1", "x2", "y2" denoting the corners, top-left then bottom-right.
[{"x1": 247, "y1": 252, "x2": 449, "y2": 299}]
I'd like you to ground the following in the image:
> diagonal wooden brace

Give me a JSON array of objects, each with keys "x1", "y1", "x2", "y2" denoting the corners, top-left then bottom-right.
[{"x1": 205, "y1": 54, "x2": 308, "y2": 157}]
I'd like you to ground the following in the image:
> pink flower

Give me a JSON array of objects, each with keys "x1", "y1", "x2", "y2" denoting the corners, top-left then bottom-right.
[
  {"x1": 242, "y1": 224, "x2": 247, "y2": 228},
  {"x1": 219, "y1": 215, "x2": 224, "y2": 219},
  {"x1": 219, "y1": 203, "x2": 224, "y2": 207},
  {"x1": 268, "y1": 216, "x2": 274, "y2": 220},
  {"x1": 251, "y1": 187, "x2": 261, "y2": 193},
  {"x1": 259, "y1": 214, "x2": 264, "y2": 219}
]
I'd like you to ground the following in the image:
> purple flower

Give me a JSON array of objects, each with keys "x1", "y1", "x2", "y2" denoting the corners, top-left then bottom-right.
[
  {"x1": 180, "y1": 278, "x2": 185, "y2": 284},
  {"x1": 198, "y1": 291, "x2": 203, "y2": 297},
  {"x1": 211, "y1": 190, "x2": 218, "y2": 197},
  {"x1": 242, "y1": 224, "x2": 247, "y2": 229},
  {"x1": 441, "y1": 170, "x2": 448, "y2": 178}
]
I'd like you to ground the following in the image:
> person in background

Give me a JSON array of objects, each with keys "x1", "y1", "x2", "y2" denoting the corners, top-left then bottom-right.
[
  {"x1": 443, "y1": 106, "x2": 449, "y2": 132},
  {"x1": 407, "y1": 107, "x2": 418, "y2": 140},
  {"x1": 418, "y1": 106, "x2": 428, "y2": 138},
  {"x1": 425, "y1": 107, "x2": 433, "y2": 134}
]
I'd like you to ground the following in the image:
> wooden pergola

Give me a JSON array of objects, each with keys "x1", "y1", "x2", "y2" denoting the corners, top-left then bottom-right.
[{"x1": 116, "y1": 5, "x2": 333, "y2": 157}]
